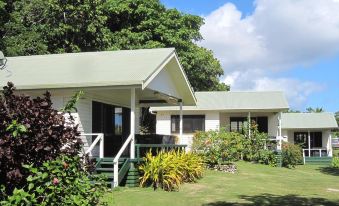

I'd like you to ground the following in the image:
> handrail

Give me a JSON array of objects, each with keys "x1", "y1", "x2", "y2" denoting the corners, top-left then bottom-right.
[
  {"x1": 113, "y1": 134, "x2": 133, "y2": 187},
  {"x1": 302, "y1": 148, "x2": 328, "y2": 158},
  {"x1": 83, "y1": 133, "x2": 104, "y2": 158}
]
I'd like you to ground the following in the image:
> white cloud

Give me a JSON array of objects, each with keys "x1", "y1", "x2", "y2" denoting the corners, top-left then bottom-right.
[{"x1": 199, "y1": 0, "x2": 339, "y2": 109}]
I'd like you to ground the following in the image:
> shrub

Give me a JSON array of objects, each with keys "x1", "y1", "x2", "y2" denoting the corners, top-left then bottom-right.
[
  {"x1": 282, "y1": 143, "x2": 303, "y2": 168},
  {"x1": 0, "y1": 82, "x2": 81, "y2": 195},
  {"x1": 192, "y1": 129, "x2": 244, "y2": 165},
  {"x1": 192, "y1": 125, "x2": 275, "y2": 167},
  {"x1": 1, "y1": 155, "x2": 107, "y2": 206},
  {"x1": 257, "y1": 149, "x2": 277, "y2": 167},
  {"x1": 139, "y1": 150, "x2": 204, "y2": 191},
  {"x1": 332, "y1": 157, "x2": 339, "y2": 168}
]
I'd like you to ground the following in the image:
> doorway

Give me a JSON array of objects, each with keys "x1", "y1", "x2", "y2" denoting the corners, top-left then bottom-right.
[{"x1": 92, "y1": 101, "x2": 130, "y2": 157}]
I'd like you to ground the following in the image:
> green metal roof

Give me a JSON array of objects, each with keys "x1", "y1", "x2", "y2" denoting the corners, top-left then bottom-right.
[
  {"x1": 281, "y1": 113, "x2": 338, "y2": 129},
  {"x1": 0, "y1": 48, "x2": 178, "y2": 90},
  {"x1": 151, "y1": 91, "x2": 289, "y2": 111}
]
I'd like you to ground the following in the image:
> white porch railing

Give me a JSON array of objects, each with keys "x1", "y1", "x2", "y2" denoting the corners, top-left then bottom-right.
[
  {"x1": 302, "y1": 148, "x2": 329, "y2": 164},
  {"x1": 83, "y1": 133, "x2": 104, "y2": 158},
  {"x1": 113, "y1": 134, "x2": 133, "y2": 187}
]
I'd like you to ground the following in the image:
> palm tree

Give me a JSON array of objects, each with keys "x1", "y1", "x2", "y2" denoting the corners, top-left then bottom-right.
[{"x1": 306, "y1": 107, "x2": 324, "y2": 113}]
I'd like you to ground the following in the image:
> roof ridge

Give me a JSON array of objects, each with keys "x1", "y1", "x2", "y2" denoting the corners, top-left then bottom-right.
[{"x1": 7, "y1": 48, "x2": 175, "y2": 59}]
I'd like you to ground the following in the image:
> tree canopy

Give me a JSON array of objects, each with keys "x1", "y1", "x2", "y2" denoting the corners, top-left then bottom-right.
[{"x1": 0, "y1": 0, "x2": 228, "y2": 91}]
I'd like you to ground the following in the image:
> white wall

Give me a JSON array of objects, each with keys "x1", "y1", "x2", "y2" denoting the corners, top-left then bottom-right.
[
  {"x1": 155, "y1": 110, "x2": 220, "y2": 149},
  {"x1": 51, "y1": 96, "x2": 93, "y2": 154}
]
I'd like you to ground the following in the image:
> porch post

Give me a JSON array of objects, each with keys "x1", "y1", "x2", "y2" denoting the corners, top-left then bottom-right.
[
  {"x1": 248, "y1": 112, "x2": 251, "y2": 138},
  {"x1": 179, "y1": 100, "x2": 183, "y2": 144},
  {"x1": 308, "y1": 130, "x2": 311, "y2": 157},
  {"x1": 130, "y1": 88, "x2": 135, "y2": 159},
  {"x1": 278, "y1": 112, "x2": 282, "y2": 137}
]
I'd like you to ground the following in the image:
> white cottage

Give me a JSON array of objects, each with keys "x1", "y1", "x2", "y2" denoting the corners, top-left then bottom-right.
[{"x1": 151, "y1": 91, "x2": 338, "y2": 157}]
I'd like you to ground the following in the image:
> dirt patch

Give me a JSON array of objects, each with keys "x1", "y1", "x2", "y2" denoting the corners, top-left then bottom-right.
[{"x1": 327, "y1": 188, "x2": 339, "y2": 192}]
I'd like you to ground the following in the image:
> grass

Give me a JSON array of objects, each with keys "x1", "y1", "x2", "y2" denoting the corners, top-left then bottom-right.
[{"x1": 102, "y1": 161, "x2": 339, "y2": 206}]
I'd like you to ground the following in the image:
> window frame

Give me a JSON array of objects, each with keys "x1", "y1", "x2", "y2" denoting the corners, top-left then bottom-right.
[{"x1": 170, "y1": 115, "x2": 205, "y2": 134}]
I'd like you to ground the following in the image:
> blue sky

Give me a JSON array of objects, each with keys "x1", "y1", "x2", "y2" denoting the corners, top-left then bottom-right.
[{"x1": 161, "y1": 0, "x2": 339, "y2": 112}]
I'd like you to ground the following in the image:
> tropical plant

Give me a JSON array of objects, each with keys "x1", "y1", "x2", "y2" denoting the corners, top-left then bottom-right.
[
  {"x1": 139, "y1": 150, "x2": 204, "y2": 191},
  {"x1": 192, "y1": 129, "x2": 245, "y2": 165},
  {"x1": 0, "y1": 82, "x2": 81, "y2": 196},
  {"x1": 306, "y1": 107, "x2": 324, "y2": 113},
  {"x1": 1, "y1": 155, "x2": 107, "y2": 206},
  {"x1": 281, "y1": 143, "x2": 303, "y2": 168},
  {"x1": 242, "y1": 123, "x2": 270, "y2": 162}
]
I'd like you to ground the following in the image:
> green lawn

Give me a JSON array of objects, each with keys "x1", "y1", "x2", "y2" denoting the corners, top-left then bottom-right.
[{"x1": 102, "y1": 161, "x2": 339, "y2": 206}]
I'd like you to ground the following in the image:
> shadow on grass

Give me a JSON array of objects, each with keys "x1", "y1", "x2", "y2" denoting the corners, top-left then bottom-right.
[
  {"x1": 202, "y1": 193, "x2": 339, "y2": 206},
  {"x1": 317, "y1": 167, "x2": 339, "y2": 176}
]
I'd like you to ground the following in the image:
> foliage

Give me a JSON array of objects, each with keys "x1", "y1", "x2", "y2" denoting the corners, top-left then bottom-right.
[
  {"x1": 242, "y1": 123, "x2": 271, "y2": 162},
  {"x1": 61, "y1": 90, "x2": 84, "y2": 113},
  {"x1": 281, "y1": 143, "x2": 303, "y2": 168},
  {"x1": 192, "y1": 129, "x2": 244, "y2": 165},
  {"x1": 139, "y1": 150, "x2": 204, "y2": 191},
  {"x1": 256, "y1": 149, "x2": 277, "y2": 167},
  {"x1": 0, "y1": 0, "x2": 228, "y2": 91},
  {"x1": 306, "y1": 107, "x2": 324, "y2": 113},
  {"x1": 1, "y1": 155, "x2": 107, "y2": 206},
  {"x1": 331, "y1": 157, "x2": 339, "y2": 169},
  {"x1": 192, "y1": 125, "x2": 276, "y2": 167},
  {"x1": 0, "y1": 82, "x2": 81, "y2": 196}
]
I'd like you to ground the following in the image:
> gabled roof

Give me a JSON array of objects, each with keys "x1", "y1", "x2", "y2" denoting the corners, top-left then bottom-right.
[
  {"x1": 151, "y1": 91, "x2": 289, "y2": 111},
  {"x1": 0, "y1": 48, "x2": 196, "y2": 105},
  {"x1": 281, "y1": 113, "x2": 338, "y2": 129}
]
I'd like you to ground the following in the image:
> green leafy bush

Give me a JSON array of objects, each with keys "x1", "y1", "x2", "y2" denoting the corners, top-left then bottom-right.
[
  {"x1": 139, "y1": 150, "x2": 204, "y2": 191},
  {"x1": 257, "y1": 149, "x2": 277, "y2": 167},
  {"x1": 242, "y1": 124, "x2": 271, "y2": 162},
  {"x1": 332, "y1": 157, "x2": 339, "y2": 168},
  {"x1": 282, "y1": 143, "x2": 303, "y2": 168},
  {"x1": 192, "y1": 129, "x2": 244, "y2": 165},
  {"x1": 192, "y1": 125, "x2": 275, "y2": 167},
  {"x1": 1, "y1": 155, "x2": 107, "y2": 206}
]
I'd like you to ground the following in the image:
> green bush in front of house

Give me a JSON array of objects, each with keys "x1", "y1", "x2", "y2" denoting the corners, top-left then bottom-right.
[
  {"x1": 281, "y1": 143, "x2": 303, "y2": 168},
  {"x1": 139, "y1": 150, "x2": 204, "y2": 191},
  {"x1": 192, "y1": 125, "x2": 277, "y2": 167},
  {"x1": 1, "y1": 155, "x2": 107, "y2": 206},
  {"x1": 192, "y1": 129, "x2": 244, "y2": 165}
]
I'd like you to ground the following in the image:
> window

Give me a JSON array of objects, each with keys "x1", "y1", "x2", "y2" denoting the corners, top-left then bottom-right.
[
  {"x1": 171, "y1": 115, "x2": 205, "y2": 133},
  {"x1": 114, "y1": 107, "x2": 123, "y2": 135},
  {"x1": 294, "y1": 132, "x2": 322, "y2": 148},
  {"x1": 230, "y1": 116, "x2": 268, "y2": 133},
  {"x1": 230, "y1": 117, "x2": 247, "y2": 133}
]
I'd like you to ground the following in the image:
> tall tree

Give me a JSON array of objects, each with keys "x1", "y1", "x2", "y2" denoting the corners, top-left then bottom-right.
[{"x1": 0, "y1": 0, "x2": 228, "y2": 91}]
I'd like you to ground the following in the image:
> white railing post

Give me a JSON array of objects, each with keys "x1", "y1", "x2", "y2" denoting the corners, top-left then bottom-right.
[
  {"x1": 83, "y1": 133, "x2": 104, "y2": 157},
  {"x1": 113, "y1": 134, "x2": 133, "y2": 187},
  {"x1": 130, "y1": 88, "x2": 135, "y2": 159},
  {"x1": 99, "y1": 134, "x2": 104, "y2": 158},
  {"x1": 113, "y1": 162, "x2": 118, "y2": 187},
  {"x1": 319, "y1": 149, "x2": 322, "y2": 157},
  {"x1": 303, "y1": 149, "x2": 305, "y2": 164}
]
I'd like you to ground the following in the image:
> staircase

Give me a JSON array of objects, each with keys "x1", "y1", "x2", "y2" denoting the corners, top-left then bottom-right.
[
  {"x1": 304, "y1": 157, "x2": 332, "y2": 166},
  {"x1": 94, "y1": 157, "x2": 139, "y2": 188}
]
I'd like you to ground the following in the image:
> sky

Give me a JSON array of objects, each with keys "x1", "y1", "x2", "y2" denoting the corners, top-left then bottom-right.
[{"x1": 161, "y1": 0, "x2": 339, "y2": 112}]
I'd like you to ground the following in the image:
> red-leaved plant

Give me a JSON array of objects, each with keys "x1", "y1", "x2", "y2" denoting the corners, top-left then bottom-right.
[{"x1": 0, "y1": 82, "x2": 82, "y2": 195}]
